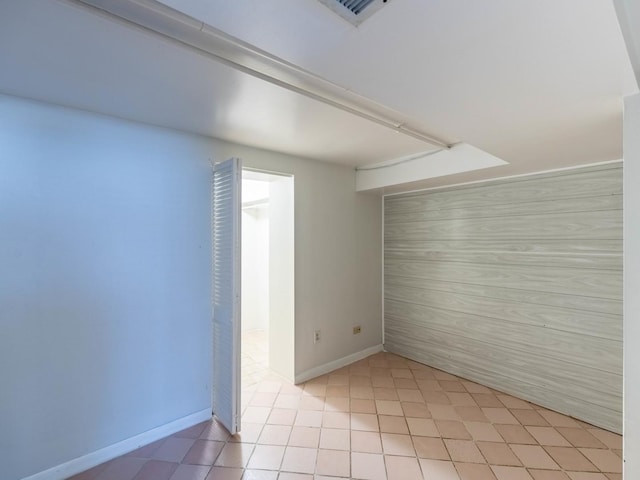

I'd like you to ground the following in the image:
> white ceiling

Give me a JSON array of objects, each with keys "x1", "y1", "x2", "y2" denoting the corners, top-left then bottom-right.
[{"x1": 1, "y1": 0, "x2": 637, "y2": 185}]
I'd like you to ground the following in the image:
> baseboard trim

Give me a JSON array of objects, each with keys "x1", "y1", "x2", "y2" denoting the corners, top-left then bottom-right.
[
  {"x1": 22, "y1": 408, "x2": 211, "y2": 480},
  {"x1": 294, "y1": 344, "x2": 384, "y2": 384}
]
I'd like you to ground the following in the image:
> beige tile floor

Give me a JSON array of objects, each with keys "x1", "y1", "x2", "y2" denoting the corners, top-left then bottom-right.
[{"x1": 69, "y1": 349, "x2": 622, "y2": 480}]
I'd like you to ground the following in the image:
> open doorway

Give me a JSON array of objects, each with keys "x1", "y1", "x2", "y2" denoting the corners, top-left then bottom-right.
[{"x1": 241, "y1": 169, "x2": 294, "y2": 390}]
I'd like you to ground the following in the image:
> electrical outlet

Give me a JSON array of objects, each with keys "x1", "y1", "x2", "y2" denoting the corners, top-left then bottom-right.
[
  {"x1": 353, "y1": 325, "x2": 362, "y2": 335},
  {"x1": 314, "y1": 330, "x2": 321, "y2": 343}
]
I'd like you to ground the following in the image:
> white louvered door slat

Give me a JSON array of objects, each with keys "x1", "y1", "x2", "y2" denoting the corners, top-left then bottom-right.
[{"x1": 212, "y1": 157, "x2": 241, "y2": 434}]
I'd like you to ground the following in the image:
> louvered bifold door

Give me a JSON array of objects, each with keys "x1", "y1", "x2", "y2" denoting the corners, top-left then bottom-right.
[{"x1": 211, "y1": 157, "x2": 241, "y2": 434}]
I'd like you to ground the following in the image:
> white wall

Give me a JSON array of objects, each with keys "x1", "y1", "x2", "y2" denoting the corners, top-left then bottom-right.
[
  {"x1": 208, "y1": 150, "x2": 382, "y2": 378},
  {"x1": 0, "y1": 94, "x2": 213, "y2": 480},
  {"x1": 0, "y1": 93, "x2": 383, "y2": 479},
  {"x1": 268, "y1": 175, "x2": 295, "y2": 381},
  {"x1": 624, "y1": 93, "x2": 640, "y2": 478},
  {"x1": 241, "y1": 205, "x2": 269, "y2": 332}
]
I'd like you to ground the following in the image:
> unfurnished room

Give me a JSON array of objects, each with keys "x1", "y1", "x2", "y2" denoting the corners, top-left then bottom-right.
[{"x1": 1, "y1": 1, "x2": 640, "y2": 480}]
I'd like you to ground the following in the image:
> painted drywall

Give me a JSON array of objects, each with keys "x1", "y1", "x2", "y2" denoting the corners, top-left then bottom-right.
[
  {"x1": 268, "y1": 175, "x2": 295, "y2": 381},
  {"x1": 384, "y1": 163, "x2": 623, "y2": 432},
  {"x1": 208, "y1": 153, "x2": 382, "y2": 377},
  {"x1": 0, "y1": 94, "x2": 213, "y2": 480},
  {"x1": 0, "y1": 93, "x2": 382, "y2": 479},
  {"x1": 241, "y1": 205, "x2": 269, "y2": 332},
  {"x1": 624, "y1": 94, "x2": 640, "y2": 477}
]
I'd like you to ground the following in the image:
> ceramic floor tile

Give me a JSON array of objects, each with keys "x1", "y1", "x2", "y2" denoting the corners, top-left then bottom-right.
[
  {"x1": 126, "y1": 440, "x2": 165, "y2": 459},
  {"x1": 299, "y1": 396, "x2": 324, "y2": 411},
  {"x1": 490, "y1": 465, "x2": 533, "y2": 480},
  {"x1": 246, "y1": 444, "x2": 285, "y2": 470},
  {"x1": 413, "y1": 436, "x2": 450, "y2": 460},
  {"x1": 293, "y1": 411, "x2": 322, "y2": 428},
  {"x1": 455, "y1": 406, "x2": 489, "y2": 422},
  {"x1": 510, "y1": 445, "x2": 560, "y2": 470},
  {"x1": 374, "y1": 387, "x2": 399, "y2": 400},
  {"x1": 153, "y1": 438, "x2": 197, "y2": 463},
  {"x1": 168, "y1": 464, "x2": 210, "y2": 480},
  {"x1": 324, "y1": 396, "x2": 350, "y2": 412},
  {"x1": 319, "y1": 428, "x2": 350, "y2": 450},
  {"x1": 565, "y1": 473, "x2": 609, "y2": 480},
  {"x1": 322, "y1": 411, "x2": 350, "y2": 429},
  {"x1": 351, "y1": 431, "x2": 383, "y2": 453},
  {"x1": 350, "y1": 413, "x2": 379, "y2": 431},
  {"x1": 528, "y1": 471, "x2": 571, "y2": 480},
  {"x1": 241, "y1": 470, "x2": 278, "y2": 480},
  {"x1": 375, "y1": 400, "x2": 403, "y2": 416},
  {"x1": 350, "y1": 452, "x2": 386, "y2": 480},
  {"x1": 463, "y1": 382, "x2": 492, "y2": 394},
  {"x1": 268, "y1": 409, "x2": 297, "y2": 425},
  {"x1": 174, "y1": 423, "x2": 208, "y2": 440},
  {"x1": 385, "y1": 455, "x2": 423, "y2": 480},
  {"x1": 132, "y1": 460, "x2": 178, "y2": 480},
  {"x1": 350, "y1": 399, "x2": 377, "y2": 414},
  {"x1": 242, "y1": 407, "x2": 272, "y2": 424},
  {"x1": 441, "y1": 381, "x2": 467, "y2": 393},
  {"x1": 464, "y1": 422, "x2": 504, "y2": 442},
  {"x1": 424, "y1": 390, "x2": 455, "y2": 405},
  {"x1": 430, "y1": 404, "x2": 462, "y2": 420},
  {"x1": 228, "y1": 423, "x2": 262, "y2": 444},
  {"x1": 378, "y1": 415, "x2": 409, "y2": 434},
  {"x1": 213, "y1": 442, "x2": 254, "y2": 468},
  {"x1": 397, "y1": 388, "x2": 424, "y2": 403},
  {"x1": 381, "y1": 433, "x2": 415, "y2": 456},
  {"x1": 407, "y1": 417, "x2": 439, "y2": 437},
  {"x1": 555, "y1": 428, "x2": 607, "y2": 449},
  {"x1": 401, "y1": 402, "x2": 431, "y2": 418},
  {"x1": 497, "y1": 395, "x2": 532, "y2": 410},
  {"x1": 288, "y1": 427, "x2": 320, "y2": 448},
  {"x1": 257, "y1": 425, "x2": 291, "y2": 446},
  {"x1": 316, "y1": 449, "x2": 350, "y2": 477},
  {"x1": 482, "y1": 408, "x2": 520, "y2": 425},
  {"x1": 277, "y1": 472, "x2": 313, "y2": 480},
  {"x1": 445, "y1": 439, "x2": 486, "y2": 464},
  {"x1": 203, "y1": 466, "x2": 243, "y2": 480},
  {"x1": 70, "y1": 350, "x2": 625, "y2": 480},
  {"x1": 447, "y1": 392, "x2": 478, "y2": 406},
  {"x1": 586, "y1": 429, "x2": 622, "y2": 450},
  {"x1": 476, "y1": 441, "x2": 521, "y2": 466},
  {"x1": 544, "y1": 446, "x2": 597, "y2": 471},
  {"x1": 526, "y1": 426, "x2": 572, "y2": 446},
  {"x1": 436, "y1": 420, "x2": 472, "y2": 439},
  {"x1": 472, "y1": 394, "x2": 504, "y2": 408},
  {"x1": 538, "y1": 411, "x2": 581, "y2": 428},
  {"x1": 494, "y1": 425, "x2": 537, "y2": 444},
  {"x1": 94, "y1": 458, "x2": 147, "y2": 480},
  {"x1": 511, "y1": 409, "x2": 550, "y2": 426},
  {"x1": 280, "y1": 446, "x2": 317, "y2": 474},
  {"x1": 419, "y1": 459, "x2": 461, "y2": 480},
  {"x1": 454, "y1": 462, "x2": 498, "y2": 480},
  {"x1": 578, "y1": 448, "x2": 622, "y2": 473},
  {"x1": 182, "y1": 440, "x2": 224, "y2": 466}
]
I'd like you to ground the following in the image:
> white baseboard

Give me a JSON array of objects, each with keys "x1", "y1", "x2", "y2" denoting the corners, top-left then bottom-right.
[
  {"x1": 22, "y1": 409, "x2": 211, "y2": 480},
  {"x1": 294, "y1": 344, "x2": 384, "y2": 384}
]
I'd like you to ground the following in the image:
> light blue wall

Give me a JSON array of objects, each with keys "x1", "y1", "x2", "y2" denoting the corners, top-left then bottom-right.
[{"x1": 0, "y1": 95, "x2": 213, "y2": 480}]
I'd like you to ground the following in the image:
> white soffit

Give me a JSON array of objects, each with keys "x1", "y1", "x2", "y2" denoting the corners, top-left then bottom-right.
[
  {"x1": 154, "y1": 0, "x2": 637, "y2": 178},
  {"x1": 355, "y1": 143, "x2": 508, "y2": 192},
  {"x1": 613, "y1": 0, "x2": 640, "y2": 86},
  {"x1": 0, "y1": 0, "x2": 436, "y2": 166}
]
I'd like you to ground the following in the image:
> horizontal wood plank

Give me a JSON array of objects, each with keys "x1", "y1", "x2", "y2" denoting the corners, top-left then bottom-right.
[{"x1": 384, "y1": 164, "x2": 623, "y2": 433}]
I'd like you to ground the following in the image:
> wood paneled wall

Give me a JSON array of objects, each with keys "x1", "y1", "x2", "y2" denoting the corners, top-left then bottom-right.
[{"x1": 384, "y1": 163, "x2": 623, "y2": 432}]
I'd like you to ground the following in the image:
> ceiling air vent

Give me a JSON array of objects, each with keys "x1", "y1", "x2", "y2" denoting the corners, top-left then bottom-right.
[{"x1": 317, "y1": 0, "x2": 389, "y2": 26}]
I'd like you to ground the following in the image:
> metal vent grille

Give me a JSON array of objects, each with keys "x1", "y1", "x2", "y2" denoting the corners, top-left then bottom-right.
[
  {"x1": 338, "y1": 0, "x2": 376, "y2": 15},
  {"x1": 318, "y1": 0, "x2": 389, "y2": 26}
]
